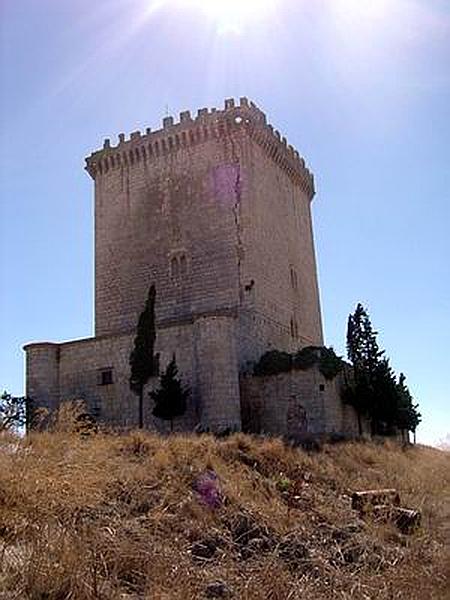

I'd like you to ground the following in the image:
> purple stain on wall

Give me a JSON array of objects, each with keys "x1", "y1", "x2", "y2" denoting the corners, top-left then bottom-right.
[
  {"x1": 193, "y1": 470, "x2": 223, "y2": 510},
  {"x1": 211, "y1": 164, "x2": 241, "y2": 207}
]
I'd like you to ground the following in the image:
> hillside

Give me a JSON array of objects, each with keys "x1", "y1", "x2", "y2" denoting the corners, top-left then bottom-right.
[{"x1": 0, "y1": 421, "x2": 449, "y2": 599}]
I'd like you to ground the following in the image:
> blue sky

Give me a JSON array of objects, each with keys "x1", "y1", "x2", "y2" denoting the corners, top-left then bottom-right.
[{"x1": 1, "y1": 0, "x2": 449, "y2": 445}]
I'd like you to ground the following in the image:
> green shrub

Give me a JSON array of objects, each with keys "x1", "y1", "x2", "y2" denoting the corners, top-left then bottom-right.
[
  {"x1": 253, "y1": 350, "x2": 292, "y2": 376},
  {"x1": 318, "y1": 347, "x2": 345, "y2": 380},
  {"x1": 254, "y1": 346, "x2": 344, "y2": 381},
  {"x1": 292, "y1": 346, "x2": 322, "y2": 370}
]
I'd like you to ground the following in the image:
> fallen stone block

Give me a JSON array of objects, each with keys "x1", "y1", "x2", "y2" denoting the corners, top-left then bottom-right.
[
  {"x1": 352, "y1": 489, "x2": 401, "y2": 512},
  {"x1": 372, "y1": 505, "x2": 422, "y2": 534}
]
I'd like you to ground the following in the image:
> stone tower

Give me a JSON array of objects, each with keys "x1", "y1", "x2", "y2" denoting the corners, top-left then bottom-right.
[
  {"x1": 87, "y1": 97, "x2": 322, "y2": 355},
  {"x1": 25, "y1": 98, "x2": 324, "y2": 432}
]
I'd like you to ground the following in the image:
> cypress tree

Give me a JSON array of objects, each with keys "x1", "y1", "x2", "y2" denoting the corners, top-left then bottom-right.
[
  {"x1": 395, "y1": 373, "x2": 422, "y2": 443},
  {"x1": 345, "y1": 304, "x2": 383, "y2": 434},
  {"x1": 345, "y1": 304, "x2": 388, "y2": 434},
  {"x1": 129, "y1": 284, "x2": 156, "y2": 428},
  {"x1": 151, "y1": 355, "x2": 189, "y2": 432},
  {"x1": 345, "y1": 303, "x2": 421, "y2": 439},
  {"x1": 371, "y1": 358, "x2": 399, "y2": 435}
]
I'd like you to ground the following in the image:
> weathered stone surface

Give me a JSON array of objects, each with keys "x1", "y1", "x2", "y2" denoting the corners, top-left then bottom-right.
[
  {"x1": 352, "y1": 489, "x2": 401, "y2": 513},
  {"x1": 372, "y1": 505, "x2": 422, "y2": 534},
  {"x1": 240, "y1": 367, "x2": 367, "y2": 436}
]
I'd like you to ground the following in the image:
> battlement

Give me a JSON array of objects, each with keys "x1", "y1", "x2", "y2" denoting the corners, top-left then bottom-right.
[{"x1": 85, "y1": 98, "x2": 315, "y2": 198}]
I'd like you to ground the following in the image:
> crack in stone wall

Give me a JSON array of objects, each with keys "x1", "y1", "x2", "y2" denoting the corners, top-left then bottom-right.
[{"x1": 229, "y1": 133, "x2": 244, "y2": 306}]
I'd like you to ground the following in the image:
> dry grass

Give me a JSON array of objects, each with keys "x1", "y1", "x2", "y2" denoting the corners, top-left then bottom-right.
[{"x1": 0, "y1": 409, "x2": 449, "y2": 599}]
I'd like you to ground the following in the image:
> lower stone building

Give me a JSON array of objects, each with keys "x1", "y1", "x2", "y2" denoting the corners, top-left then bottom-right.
[
  {"x1": 25, "y1": 329, "x2": 365, "y2": 437},
  {"x1": 25, "y1": 315, "x2": 241, "y2": 432}
]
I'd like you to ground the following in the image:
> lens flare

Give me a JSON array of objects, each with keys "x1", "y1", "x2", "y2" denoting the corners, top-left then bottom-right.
[{"x1": 176, "y1": 0, "x2": 278, "y2": 33}]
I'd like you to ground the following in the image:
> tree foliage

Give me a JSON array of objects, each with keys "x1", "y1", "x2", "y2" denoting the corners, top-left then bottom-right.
[
  {"x1": 0, "y1": 392, "x2": 29, "y2": 431},
  {"x1": 151, "y1": 356, "x2": 189, "y2": 432},
  {"x1": 395, "y1": 373, "x2": 422, "y2": 434},
  {"x1": 254, "y1": 346, "x2": 344, "y2": 380},
  {"x1": 292, "y1": 346, "x2": 319, "y2": 371},
  {"x1": 253, "y1": 350, "x2": 292, "y2": 376},
  {"x1": 129, "y1": 284, "x2": 157, "y2": 428},
  {"x1": 318, "y1": 348, "x2": 345, "y2": 380},
  {"x1": 345, "y1": 303, "x2": 421, "y2": 438}
]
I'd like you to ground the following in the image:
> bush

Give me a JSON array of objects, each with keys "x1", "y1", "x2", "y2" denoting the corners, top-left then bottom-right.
[
  {"x1": 253, "y1": 351, "x2": 292, "y2": 376},
  {"x1": 292, "y1": 346, "x2": 321, "y2": 370},
  {"x1": 317, "y1": 347, "x2": 345, "y2": 380},
  {"x1": 254, "y1": 347, "x2": 345, "y2": 380}
]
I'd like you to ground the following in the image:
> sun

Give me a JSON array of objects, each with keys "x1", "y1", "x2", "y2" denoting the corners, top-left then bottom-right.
[{"x1": 175, "y1": 0, "x2": 278, "y2": 33}]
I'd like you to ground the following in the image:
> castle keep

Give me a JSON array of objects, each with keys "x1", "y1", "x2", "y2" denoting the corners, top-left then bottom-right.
[{"x1": 25, "y1": 98, "x2": 361, "y2": 436}]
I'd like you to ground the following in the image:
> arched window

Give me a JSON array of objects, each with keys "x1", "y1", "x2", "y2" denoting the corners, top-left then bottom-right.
[
  {"x1": 170, "y1": 252, "x2": 189, "y2": 280},
  {"x1": 180, "y1": 255, "x2": 187, "y2": 275},
  {"x1": 170, "y1": 257, "x2": 179, "y2": 279}
]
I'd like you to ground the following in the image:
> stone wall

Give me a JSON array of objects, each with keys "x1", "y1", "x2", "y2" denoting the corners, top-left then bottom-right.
[
  {"x1": 24, "y1": 343, "x2": 60, "y2": 414},
  {"x1": 238, "y1": 131, "x2": 323, "y2": 364},
  {"x1": 26, "y1": 334, "x2": 366, "y2": 439},
  {"x1": 91, "y1": 111, "x2": 246, "y2": 339},
  {"x1": 25, "y1": 314, "x2": 242, "y2": 432},
  {"x1": 240, "y1": 367, "x2": 365, "y2": 438},
  {"x1": 193, "y1": 316, "x2": 241, "y2": 430}
]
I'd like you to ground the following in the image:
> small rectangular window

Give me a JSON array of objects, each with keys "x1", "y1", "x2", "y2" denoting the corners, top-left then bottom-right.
[
  {"x1": 290, "y1": 266, "x2": 299, "y2": 290},
  {"x1": 98, "y1": 368, "x2": 113, "y2": 386}
]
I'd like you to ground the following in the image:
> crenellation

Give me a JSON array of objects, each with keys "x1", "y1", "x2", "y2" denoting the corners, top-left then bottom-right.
[
  {"x1": 92, "y1": 102, "x2": 313, "y2": 340},
  {"x1": 180, "y1": 110, "x2": 192, "y2": 122},
  {"x1": 85, "y1": 100, "x2": 313, "y2": 196}
]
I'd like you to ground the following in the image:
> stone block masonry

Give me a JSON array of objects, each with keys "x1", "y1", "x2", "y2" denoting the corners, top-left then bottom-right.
[
  {"x1": 85, "y1": 96, "x2": 322, "y2": 357},
  {"x1": 25, "y1": 317, "x2": 236, "y2": 431},
  {"x1": 240, "y1": 368, "x2": 366, "y2": 437},
  {"x1": 24, "y1": 98, "x2": 346, "y2": 435}
]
